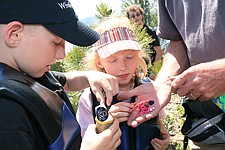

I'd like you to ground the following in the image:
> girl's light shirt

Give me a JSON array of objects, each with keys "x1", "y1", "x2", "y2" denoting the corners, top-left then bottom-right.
[{"x1": 76, "y1": 88, "x2": 131, "y2": 137}]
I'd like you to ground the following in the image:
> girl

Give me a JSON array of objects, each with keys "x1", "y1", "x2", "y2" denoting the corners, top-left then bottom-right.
[{"x1": 76, "y1": 17, "x2": 169, "y2": 150}]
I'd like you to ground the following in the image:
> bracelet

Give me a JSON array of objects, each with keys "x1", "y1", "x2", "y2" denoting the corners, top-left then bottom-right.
[{"x1": 132, "y1": 96, "x2": 155, "y2": 118}]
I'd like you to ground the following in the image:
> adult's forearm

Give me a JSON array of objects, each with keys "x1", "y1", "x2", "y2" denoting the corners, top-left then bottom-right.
[
  {"x1": 155, "y1": 41, "x2": 190, "y2": 85},
  {"x1": 154, "y1": 46, "x2": 163, "y2": 62}
]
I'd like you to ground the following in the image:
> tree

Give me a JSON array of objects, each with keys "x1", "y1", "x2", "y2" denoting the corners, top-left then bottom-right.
[
  {"x1": 95, "y1": 2, "x2": 114, "y2": 20},
  {"x1": 63, "y1": 46, "x2": 89, "y2": 72},
  {"x1": 51, "y1": 61, "x2": 65, "y2": 72}
]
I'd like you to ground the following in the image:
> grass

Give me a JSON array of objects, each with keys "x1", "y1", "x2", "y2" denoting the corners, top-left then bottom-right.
[{"x1": 164, "y1": 94, "x2": 190, "y2": 150}]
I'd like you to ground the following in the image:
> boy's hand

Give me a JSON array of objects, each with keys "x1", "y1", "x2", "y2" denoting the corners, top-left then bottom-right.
[
  {"x1": 88, "y1": 71, "x2": 119, "y2": 106},
  {"x1": 81, "y1": 119, "x2": 121, "y2": 150}
]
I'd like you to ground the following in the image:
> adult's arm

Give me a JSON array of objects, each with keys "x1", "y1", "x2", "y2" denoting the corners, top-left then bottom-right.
[
  {"x1": 155, "y1": 40, "x2": 190, "y2": 86},
  {"x1": 153, "y1": 46, "x2": 163, "y2": 62}
]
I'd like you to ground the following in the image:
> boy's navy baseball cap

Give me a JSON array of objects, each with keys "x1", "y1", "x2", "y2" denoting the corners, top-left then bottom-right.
[{"x1": 0, "y1": 0, "x2": 99, "y2": 46}]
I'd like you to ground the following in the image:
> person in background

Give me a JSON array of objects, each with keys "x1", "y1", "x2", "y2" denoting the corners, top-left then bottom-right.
[
  {"x1": 0, "y1": 0, "x2": 121, "y2": 149},
  {"x1": 118, "y1": 1, "x2": 225, "y2": 150},
  {"x1": 76, "y1": 17, "x2": 170, "y2": 150},
  {"x1": 125, "y1": 4, "x2": 163, "y2": 79}
]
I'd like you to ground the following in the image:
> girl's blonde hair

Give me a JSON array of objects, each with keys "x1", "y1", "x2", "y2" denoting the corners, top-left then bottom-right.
[{"x1": 82, "y1": 16, "x2": 148, "y2": 79}]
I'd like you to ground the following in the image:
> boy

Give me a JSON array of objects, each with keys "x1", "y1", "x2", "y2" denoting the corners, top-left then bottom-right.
[{"x1": 0, "y1": 0, "x2": 121, "y2": 149}]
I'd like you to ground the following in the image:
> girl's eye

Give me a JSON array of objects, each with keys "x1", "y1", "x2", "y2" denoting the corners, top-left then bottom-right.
[
  {"x1": 126, "y1": 55, "x2": 134, "y2": 59},
  {"x1": 109, "y1": 59, "x2": 117, "y2": 63}
]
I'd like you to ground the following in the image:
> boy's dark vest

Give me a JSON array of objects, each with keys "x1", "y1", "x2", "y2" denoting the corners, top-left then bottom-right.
[
  {"x1": 91, "y1": 77, "x2": 160, "y2": 150},
  {"x1": 0, "y1": 63, "x2": 81, "y2": 150}
]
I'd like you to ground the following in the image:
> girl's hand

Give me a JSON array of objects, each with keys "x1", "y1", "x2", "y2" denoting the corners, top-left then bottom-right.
[
  {"x1": 109, "y1": 102, "x2": 133, "y2": 122},
  {"x1": 151, "y1": 119, "x2": 170, "y2": 150}
]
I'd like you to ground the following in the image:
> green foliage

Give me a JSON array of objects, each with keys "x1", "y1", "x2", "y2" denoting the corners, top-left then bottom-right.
[
  {"x1": 149, "y1": 60, "x2": 162, "y2": 76},
  {"x1": 51, "y1": 60, "x2": 66, "y2": 72},
  {"x1": 95, "y1": 2, "x2": 114, "y2": 19},
  {"x1": 163, "y1": 94, "x2": 190, "y2": 150},
  {"x1": 145, "y1": 0, "x2": 158, "y2": 28},
  {"x1": 63, "y1": 46, "x2": 89, "y2": 72},
  {"x1": 133, "y1": 24, "x2": 154, "y2": 51},
  {"x1": 67, "y1": 91, "x2": 83, "y2": 111}
]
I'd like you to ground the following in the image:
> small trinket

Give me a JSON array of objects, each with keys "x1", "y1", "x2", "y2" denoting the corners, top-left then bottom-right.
[
  {"x1": 95, "y1": 104, "x2": 114, "y2": 133},
  {"x1": 132, "y1": 96, "x2": 155, "y2": 118}
]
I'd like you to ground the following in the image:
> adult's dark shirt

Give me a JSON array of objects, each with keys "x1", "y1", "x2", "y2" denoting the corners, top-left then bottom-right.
[{"x1": 142, "y1": 24, "x2": 160, "y2": 64}]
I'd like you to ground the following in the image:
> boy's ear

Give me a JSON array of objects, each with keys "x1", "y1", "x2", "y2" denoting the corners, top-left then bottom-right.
[{"x1": 4, "y1": 21, "x2": 24, "y2": 47}]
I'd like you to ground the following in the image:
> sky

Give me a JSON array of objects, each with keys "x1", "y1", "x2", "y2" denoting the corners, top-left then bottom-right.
[
  {"x1": 70, "y1": 0, "x2": 122, "y2": 19},
  {"x1": 66, "y1": 0, "x2": 122, "y2": 51}
]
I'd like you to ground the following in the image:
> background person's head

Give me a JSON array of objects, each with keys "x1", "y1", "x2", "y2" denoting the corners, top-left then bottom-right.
[
  {"x1": 84, "y1": 17, "x2": 147, "y2": 85},
  {"x1": 0, "y1": 0, "x2": 99, "y2": 78},
  {"x1": 125, "y1": 4, "x2": 145, "y2": 27}
]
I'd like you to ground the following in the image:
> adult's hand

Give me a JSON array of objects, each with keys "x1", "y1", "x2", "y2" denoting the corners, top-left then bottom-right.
[
  {"x1": 171, "y1": 59, "x2": 225, "y2": 101},
  {"x1": 118, "y1": 82, "x2": 156, "y2": 101},
  {"x1": 118, "y1": 80, "x2": 172, "y2": 127},
  {"x1": 80, "y1": 119, "x2": 121, "y2": 150}
]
